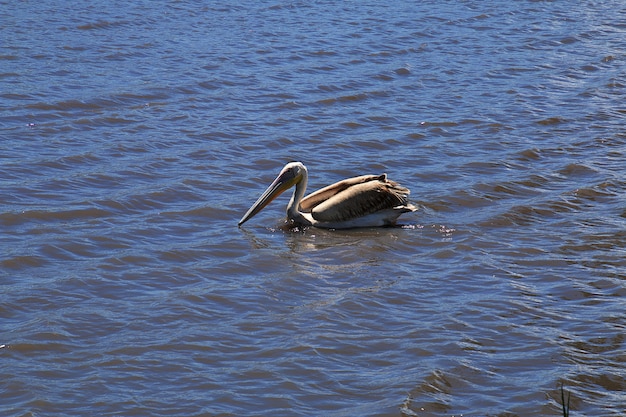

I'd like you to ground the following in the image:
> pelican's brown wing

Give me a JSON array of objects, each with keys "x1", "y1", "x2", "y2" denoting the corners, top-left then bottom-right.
[
  {"x1": 299, "y1": 174, "x2": 387, "y2": 212},
  {"x1": 308, "y1": 177, "x2": 412, "y2": 223}
]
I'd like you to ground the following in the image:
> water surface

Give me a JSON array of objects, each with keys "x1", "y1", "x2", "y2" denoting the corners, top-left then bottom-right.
[{"x1": 2, "y1": 1, "x2": 625, "y2": 416}]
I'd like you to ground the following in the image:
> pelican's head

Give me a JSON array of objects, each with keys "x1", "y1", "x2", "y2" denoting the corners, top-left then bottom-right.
[{"x1": 238, "y1": 162, "x2": 305, "y2": 226}]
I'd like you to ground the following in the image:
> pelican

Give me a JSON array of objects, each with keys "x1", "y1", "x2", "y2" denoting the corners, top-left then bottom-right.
[{"x1": 238, "y1": 162, "x2": 416, "y2": 229}]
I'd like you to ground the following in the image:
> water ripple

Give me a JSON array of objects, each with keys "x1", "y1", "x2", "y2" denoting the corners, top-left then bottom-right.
[{"x1": 2, "y1": 1, "x2": 625, "y2": 416}]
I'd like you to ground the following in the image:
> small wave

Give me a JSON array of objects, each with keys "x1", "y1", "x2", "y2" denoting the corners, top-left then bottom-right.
[
  {"x1": 0, "y1": 54, "x2": 19, "y2": 61},
  {"x1": 558, "y1": 163, "x2": 599, "y2": 177},
  {"x1": 537, "y1": 116, "x2": 567, "y2": 125},
  {"x1": 76, "y1": 20, "x2": 129, "y2": 31},
  {"x1": 516, "y1": 147, "x2": 541, "y2": 161},
  {"x1": 1, "y1": 255, "x2": 48, "y2": 269},
  {"x1": 36, "y1": 152, "x2": 102, "y2": 171},
  {"x1": 486, "y1": 204, "x2": 555, "y2": 226},
  {"x1": 572, "y1": 186, "x2": 617, "y2": 201},
  {"x1": 0, "y1": 207, "x2": 112, "y2": 227},
  {"x1": 315, "y1": 90, "x2": 389, "y2": 106},
  {"x1": 419, "y1": 120, "x2": 459, "y2": 127},
  {"x1": 308, "y1": 50, "x2": 338, "y2": 57},
  {"x1": 25, "y1": 100, "x2": 103, "y2": 112}
]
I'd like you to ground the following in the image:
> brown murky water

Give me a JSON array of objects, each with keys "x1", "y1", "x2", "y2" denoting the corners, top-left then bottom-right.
[{"x1": 2, "y1": 1, "x2": 625, "y2": 416}]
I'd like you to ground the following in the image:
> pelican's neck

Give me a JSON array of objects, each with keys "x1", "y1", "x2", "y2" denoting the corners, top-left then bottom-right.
[{"x1": 287, "y1": 165, "x2": 309, "y2": 224}]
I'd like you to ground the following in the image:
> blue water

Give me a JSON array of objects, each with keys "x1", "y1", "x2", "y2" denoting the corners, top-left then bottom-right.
[{"x1": 2, "y1": 1, "x2": 625, "y2": 416}]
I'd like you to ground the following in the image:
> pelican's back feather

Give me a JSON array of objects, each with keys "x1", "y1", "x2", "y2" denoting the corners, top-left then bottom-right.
[
  {"x1": 299, "y1": 174, "x2": 385, "y2": 212},
  {"x1": 307, "y1": 176, "x2": 412, "y2": 223}
]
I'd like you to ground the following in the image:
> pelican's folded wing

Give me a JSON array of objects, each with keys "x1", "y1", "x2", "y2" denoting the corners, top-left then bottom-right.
[
  {"x1": 299, "y1": 174, "x2": 386, "y2": 212},
  {"x1": 310, "y1": 180, "x2": 409, "y2": 223}
]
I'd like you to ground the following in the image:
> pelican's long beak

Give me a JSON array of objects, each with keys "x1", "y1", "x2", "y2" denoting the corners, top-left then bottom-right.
[{"x1": 238, "y1": 169, "x2": 298, "y2": 226}]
